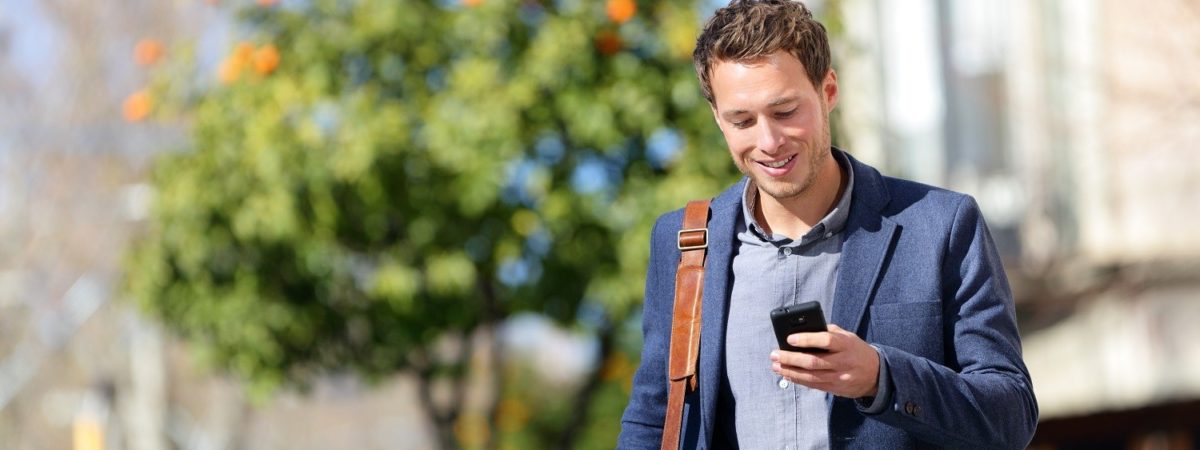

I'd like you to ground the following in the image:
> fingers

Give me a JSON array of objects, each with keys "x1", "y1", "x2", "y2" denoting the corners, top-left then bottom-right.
[
  {"x1": 770, "y1": 349, "x2": 836, "y2": 371},
  {"x1": 771, "y1": 360, "x2": 863, "y2": 389},
  {"x1": 786, "y1": 331, "x2": 836, "y2": 351},
  {"x1": 770, "y1": 351, "x2": 875, "y2": 397},
  {"x1": 771, "y1": 362, "x2": 839, "y2": 388},
  {"x1": 786, "y1": 324, "x2": 855, "y2": 351},
  {"x1": 772, "y1": 324, "x2": 881, "y2": 398}
]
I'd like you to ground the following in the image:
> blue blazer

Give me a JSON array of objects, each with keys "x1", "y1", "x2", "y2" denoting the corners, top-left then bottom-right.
[{"x1": 618, "y1": 152, "x2": 1038, "y2": 449}]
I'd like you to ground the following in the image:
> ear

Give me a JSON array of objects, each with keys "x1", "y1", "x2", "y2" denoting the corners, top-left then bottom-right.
[{"x1": 821, "y1": 70, "x2": 839, "y2": 111}]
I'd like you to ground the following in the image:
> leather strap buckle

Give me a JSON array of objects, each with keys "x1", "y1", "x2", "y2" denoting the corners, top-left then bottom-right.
[{"x1": 677, "y1": 228, "x2": 708, "y2": 251}]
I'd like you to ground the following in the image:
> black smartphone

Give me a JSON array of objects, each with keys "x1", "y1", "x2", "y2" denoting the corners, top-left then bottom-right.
[{"x1": 770, "y1": 301, "x2": 829, "y2": 353}]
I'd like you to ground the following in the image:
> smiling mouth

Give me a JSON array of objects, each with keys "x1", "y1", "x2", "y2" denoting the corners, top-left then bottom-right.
[{"x1": 757, "y1": 155, "x2": 795, "y2": 169}]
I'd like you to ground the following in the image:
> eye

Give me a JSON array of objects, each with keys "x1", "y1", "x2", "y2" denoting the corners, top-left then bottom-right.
[
  {"x1": 732, "y1": 118, "x2": 754, "y2": 129},
  {"x1": 775, "y1": 108, "x2": 798, "y2": 119}
]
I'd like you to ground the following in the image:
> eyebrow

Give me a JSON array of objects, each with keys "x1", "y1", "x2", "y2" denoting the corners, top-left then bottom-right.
[{"x1": 720, "y1": 96, "x2": 801, "y2": 120}]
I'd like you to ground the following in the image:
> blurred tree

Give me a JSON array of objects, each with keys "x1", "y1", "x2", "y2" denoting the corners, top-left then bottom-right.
[{"x1": 124, "y1": 0, "x2": 746, "y2": 448}]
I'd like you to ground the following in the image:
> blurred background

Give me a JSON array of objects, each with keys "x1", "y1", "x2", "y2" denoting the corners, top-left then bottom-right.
[{"x1": 1, "y1": 0, "x2": 1198, "y2": 449}]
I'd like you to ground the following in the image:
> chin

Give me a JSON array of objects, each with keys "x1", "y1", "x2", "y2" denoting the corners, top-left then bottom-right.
[{"x1": 755, "y1": 177, "x2": 811, "y2": 200}]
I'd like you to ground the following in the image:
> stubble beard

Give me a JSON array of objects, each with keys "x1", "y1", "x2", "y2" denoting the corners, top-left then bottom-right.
[{"x1": 743, "y1": 118, "x2": 832, "y2": 203}]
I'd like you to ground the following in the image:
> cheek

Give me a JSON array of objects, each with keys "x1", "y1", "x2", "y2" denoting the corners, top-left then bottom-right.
[
  {"x1": 720, "y1": 130, "x2": 748, "y2": 155},
  {"x1": 728, "y1": 130, "x2": 757, "y2": 151}
]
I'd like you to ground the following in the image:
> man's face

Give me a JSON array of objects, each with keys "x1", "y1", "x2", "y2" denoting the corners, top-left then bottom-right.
[{"x1": 709, "y1": 51, "x2": 838, "y2": 202}]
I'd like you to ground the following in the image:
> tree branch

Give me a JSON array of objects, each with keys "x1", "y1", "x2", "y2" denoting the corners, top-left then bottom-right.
[
  {"x1": 478, "y1": 275, "x2": 504, "y2": 450},
  {"x1": 414, "y1": 351, "x2": 461, "y2": 450},
  {"x1": 445, "y1": 329, "x2": 473, "y2": 425},
  {"x1": 554, "y1": 319, "x2": 617, "y2": 450}
]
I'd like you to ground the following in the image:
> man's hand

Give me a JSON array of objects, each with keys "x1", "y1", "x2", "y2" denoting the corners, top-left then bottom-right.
[{"x1": 769, "y1": 324, "x2": 880, "y2": 398}]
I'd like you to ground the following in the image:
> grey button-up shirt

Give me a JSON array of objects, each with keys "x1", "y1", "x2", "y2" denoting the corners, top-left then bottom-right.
[{"x1": 722, "y1": 151, "x2": 889, "y2": 449}]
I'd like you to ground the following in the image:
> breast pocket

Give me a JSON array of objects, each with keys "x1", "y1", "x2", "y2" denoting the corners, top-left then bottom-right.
[{"x1": 869, "y1": 301, "x2": 944, "y2": 363}]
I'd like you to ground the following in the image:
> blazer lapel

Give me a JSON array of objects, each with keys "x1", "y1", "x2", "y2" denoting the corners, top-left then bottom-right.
[
  {"x1": 831, "y1": 152, "x2": 897, "y2": 335},
  {"x1": 697, "y1": 178, "x2": 744, "y2": 443},
  {"x1": 832, "y1": 210, "x2": 897, "y2": 334}
]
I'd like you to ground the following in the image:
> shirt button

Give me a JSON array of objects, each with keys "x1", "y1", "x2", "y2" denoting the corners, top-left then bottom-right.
[
  {"x1": 778, "y1": 378, "x2": 790, "y2": 389},
  {"x1": 825, "y1": 232, "x2": 833, "y2": 239},
  {"x1": 782, "y1": 247, "x2": 792, "y2": 256}
]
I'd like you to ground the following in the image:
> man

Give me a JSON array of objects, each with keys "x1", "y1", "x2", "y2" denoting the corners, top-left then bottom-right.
[{"x1": 618, "y1": 1, "x2": 1038, "y2": 449}]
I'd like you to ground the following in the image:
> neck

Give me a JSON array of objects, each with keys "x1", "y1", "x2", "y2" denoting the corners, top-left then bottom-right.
[{"x1": 753, "y1": 154, "x2": 845, "y2": 239}]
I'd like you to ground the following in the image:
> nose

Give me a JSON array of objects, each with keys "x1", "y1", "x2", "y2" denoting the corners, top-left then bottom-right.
[{"x1": 756, "y1": 119, "x2": 786, "y2": 154}]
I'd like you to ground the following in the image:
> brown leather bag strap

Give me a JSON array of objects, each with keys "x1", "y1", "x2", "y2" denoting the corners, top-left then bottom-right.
[{"x1": 661, "y1": 199, "x2": 711, "y2": 450}]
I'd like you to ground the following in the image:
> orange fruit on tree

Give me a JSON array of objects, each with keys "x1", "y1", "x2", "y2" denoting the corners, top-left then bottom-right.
[
  {"x1": 233, "y1": 42, "x2": 255, "y2": 65},
  {"x1": 133, "y1": 39, "x2": 165, "y2": 66},
  {"x1": 595, "y1": 30, "x2": 623, "y2": 55},
  {"x1": 253, "y1": 44, "x2": 280, "y2": 75},
  {"x1": 257, "y1": 0, "x2": 277, "y2": 6},
  {"x1": 462, "y1": 0, "x2": 484, "y2": 6},
  {"x1": 606, "y1": 0, "x2": 636, "y2": 24},
  {"x1": 123, "y1": 90, "x2": 152, "y2": 122},
  {"x1": 217, "y1": 57, "x2": 243, "y2": 84}
]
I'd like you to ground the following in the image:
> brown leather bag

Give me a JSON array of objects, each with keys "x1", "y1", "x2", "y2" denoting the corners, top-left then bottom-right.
[{"x1": 661, "y1": 200, "x2": 711, "y2": 450}]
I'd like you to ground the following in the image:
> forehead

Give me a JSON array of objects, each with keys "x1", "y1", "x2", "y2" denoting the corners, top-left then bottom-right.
[{"x1": 709, "y1": 51, "x2": 816, "y2": 110}]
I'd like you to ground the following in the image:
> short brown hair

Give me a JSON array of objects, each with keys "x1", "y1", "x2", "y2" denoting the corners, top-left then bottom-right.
[{"x1": 693, "y1": 0, "x2": 831, "y2": 105}]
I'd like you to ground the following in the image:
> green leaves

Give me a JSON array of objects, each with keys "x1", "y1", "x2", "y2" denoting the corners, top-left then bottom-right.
[
  {"x1": 371, "y1": 261, "x2": 422, "y2": 312},
  {"x1": 425, "y1": 252, "x2": 478, "y2": 297}
]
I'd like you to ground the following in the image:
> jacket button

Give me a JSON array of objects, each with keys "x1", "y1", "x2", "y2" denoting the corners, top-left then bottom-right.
[{"x1": 904, "y1": 401, "x2": 919, "y2": 416}]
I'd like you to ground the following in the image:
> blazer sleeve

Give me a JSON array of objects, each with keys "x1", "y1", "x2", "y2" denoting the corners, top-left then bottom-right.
[
  {"x1": 617, "y1": 215, "x2": 678, "y2": 449},
  {"x1": 867, "y1": 196, "x2": 1039, "y2": 450}
]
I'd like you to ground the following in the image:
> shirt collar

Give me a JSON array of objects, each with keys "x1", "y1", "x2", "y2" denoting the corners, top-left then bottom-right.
[{"x1": 740, "y1": 149, "x2": 855, "y2": 246}]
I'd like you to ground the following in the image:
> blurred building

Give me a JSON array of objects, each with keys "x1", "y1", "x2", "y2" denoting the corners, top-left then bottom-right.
[{"x1": 837, "y1": 0, "x2": 1200, "y2": 448}]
